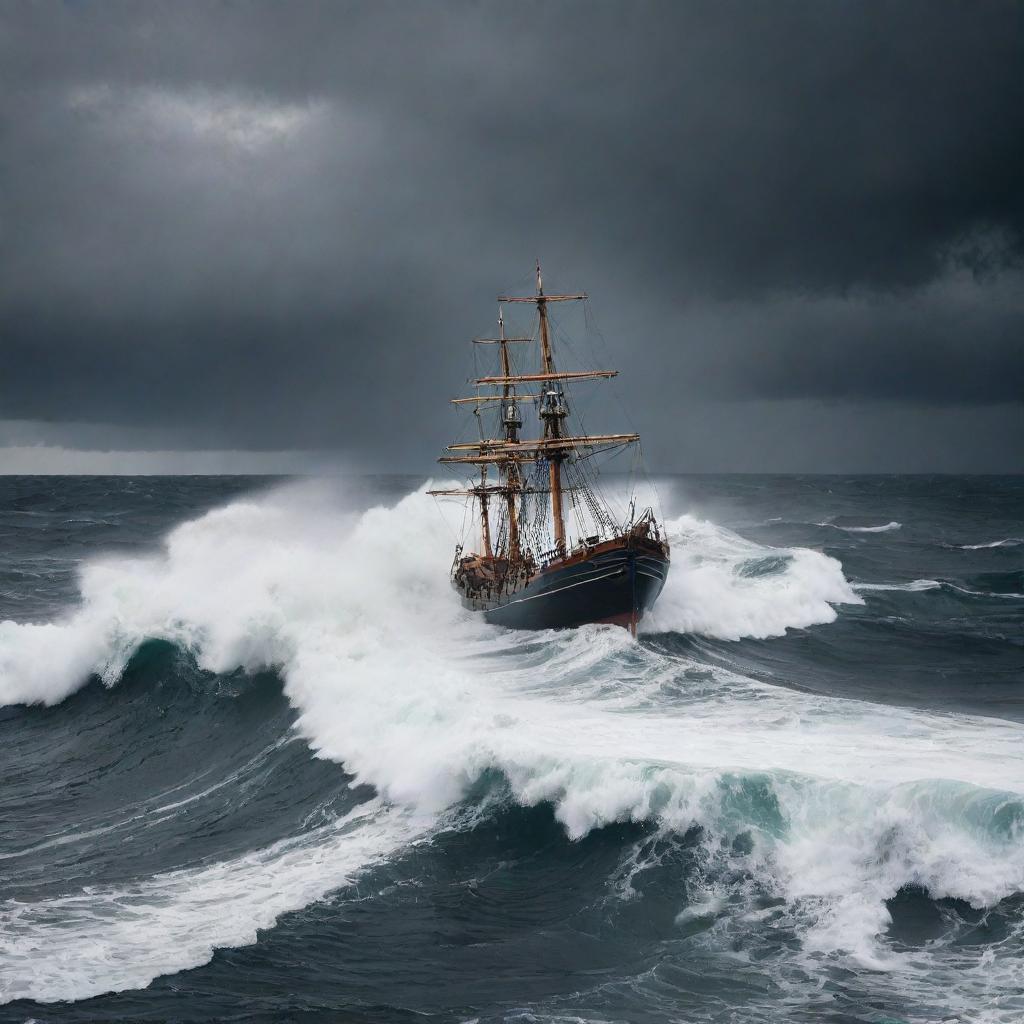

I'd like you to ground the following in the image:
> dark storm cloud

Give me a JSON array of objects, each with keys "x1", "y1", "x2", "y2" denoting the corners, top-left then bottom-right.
[{"x1": 1, "y1": 0, "x2": 1022, "y2": 467}]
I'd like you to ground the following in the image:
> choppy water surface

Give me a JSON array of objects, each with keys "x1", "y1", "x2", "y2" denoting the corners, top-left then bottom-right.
[{"x1": 0, "y1": 474, "x2": 1021, "y2": 1023}]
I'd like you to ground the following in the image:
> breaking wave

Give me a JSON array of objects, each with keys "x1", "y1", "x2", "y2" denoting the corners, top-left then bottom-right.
[
  {"x1": 2, "y1": 481, "x2": 1023, "y2": 1008},
  {"x1": 648, "y1": 513, "x2": 860, "y2": 639},
  {"x1": 0, "y1": 487, "x2": 859, "y2": 709}
]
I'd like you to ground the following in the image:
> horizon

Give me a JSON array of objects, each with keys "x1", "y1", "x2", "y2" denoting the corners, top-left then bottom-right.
[{"x1": 1, "y1": 458, "x2": 1020, "y2": 479}]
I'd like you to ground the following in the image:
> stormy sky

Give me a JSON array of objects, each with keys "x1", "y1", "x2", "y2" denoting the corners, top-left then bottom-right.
[{"x1": 2, "y1": 0, "x2": 1022, "y2": 473}]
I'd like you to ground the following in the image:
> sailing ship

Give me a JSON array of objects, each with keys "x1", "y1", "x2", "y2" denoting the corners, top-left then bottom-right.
[{"x1": 430, "y1": 264, "x2": 670, "y2": 635}]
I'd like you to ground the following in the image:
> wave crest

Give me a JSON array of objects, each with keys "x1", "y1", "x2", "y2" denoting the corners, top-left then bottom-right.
[{"x1": 646, "y1": 513, "x2": 861, "y2": 639}]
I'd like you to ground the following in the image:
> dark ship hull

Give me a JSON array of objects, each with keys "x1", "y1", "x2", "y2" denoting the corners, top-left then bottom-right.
[{"x1": 456, "y1": 534, "x2": 669, "y2": 632}]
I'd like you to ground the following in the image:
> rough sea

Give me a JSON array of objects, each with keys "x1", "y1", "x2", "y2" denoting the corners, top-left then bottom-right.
[{"x1": 0, "y1": 474, "x2": 1021, "y2": 1024}]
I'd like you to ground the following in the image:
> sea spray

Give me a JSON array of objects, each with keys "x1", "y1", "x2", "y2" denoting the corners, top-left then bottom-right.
[
  {"x1": 0, "y1": 484, "x2": 858, "y2": 707},
  {"x1": 646, "y1": 512, "x2": 861, "y2": 638}
]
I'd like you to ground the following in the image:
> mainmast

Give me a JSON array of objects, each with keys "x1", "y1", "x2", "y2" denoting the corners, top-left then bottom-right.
[
  {"x1": 496, "y1": 264, "x2": 589, "y2": 556},
  {"x1": 534, "y1": 263, "x2": 567, "y2": 553}
]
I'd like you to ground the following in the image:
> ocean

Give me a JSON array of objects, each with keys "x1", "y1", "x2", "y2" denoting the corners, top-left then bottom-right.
[{"x1": 0, "y1": 473, "x2": 1021, "y2": 1023}]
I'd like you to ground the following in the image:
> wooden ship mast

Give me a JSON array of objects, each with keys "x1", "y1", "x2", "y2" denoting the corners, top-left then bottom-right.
[{"x1": 431, "y1": 263, "x2": 640, "y2": 570}]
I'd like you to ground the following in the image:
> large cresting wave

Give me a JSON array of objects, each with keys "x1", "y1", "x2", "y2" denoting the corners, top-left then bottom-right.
[{"x1": 1, "y1": 480, "x2": 1023, "y2": 1010}]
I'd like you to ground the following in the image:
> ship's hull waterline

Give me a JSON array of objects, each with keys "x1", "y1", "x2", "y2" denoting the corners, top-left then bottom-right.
[{"x1": 458, "y1": 539, "x2": 669, "y2": 631}]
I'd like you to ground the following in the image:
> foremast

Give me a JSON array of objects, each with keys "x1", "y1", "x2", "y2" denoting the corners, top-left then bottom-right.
[
  {"x1": 497, "y1": 307, "x2": 523, "y2": 563},
  {"x1": 537, "y1": 265, "x2": 566, "y2": 552}
]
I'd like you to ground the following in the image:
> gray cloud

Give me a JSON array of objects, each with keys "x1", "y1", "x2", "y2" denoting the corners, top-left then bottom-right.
[{"x1": 1, "y1": 0, "x2": 1022, "y2": 471}]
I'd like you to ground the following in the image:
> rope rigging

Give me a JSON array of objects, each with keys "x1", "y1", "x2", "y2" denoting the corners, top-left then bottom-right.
[{"x1": 435, "y1": 265, "x2": 659, "y2": 567}]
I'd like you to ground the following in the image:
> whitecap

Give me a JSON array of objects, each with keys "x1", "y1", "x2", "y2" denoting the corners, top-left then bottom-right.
[{"x1": 819, "y1": 520, "x2": 903, "y2": 534}]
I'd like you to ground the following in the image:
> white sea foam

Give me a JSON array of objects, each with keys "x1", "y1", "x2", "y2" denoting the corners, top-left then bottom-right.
[
  {"x1": 958, "y1": 538, "x2": 1022, "y2": 550},
  {"x1": 646, "y1": 513, "x2": 861, "y2": 639},
  {"x1": 1, "y1": 481, "x2": 1023, "y2": 1004},
  {"x1": 0, "y1": 800, "x2": 428, "y2": 1004},
  {"x1": 820, "y1": 520, "x2": 903, "y2": 533},
  {"x1": 855, "y1": 579, "x2": 943, "y2": 593},
  {"x1": 0, "y1": 491, "x2": 858, "y2": 707},
  {"x1": 856, "y1": 578, "x2": 1024, "y2": 599}
]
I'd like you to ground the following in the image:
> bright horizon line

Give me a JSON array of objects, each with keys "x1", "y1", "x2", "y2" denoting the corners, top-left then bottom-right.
[{"x1": 0, "y1": 446, "x2": 1019, "y2": 477}]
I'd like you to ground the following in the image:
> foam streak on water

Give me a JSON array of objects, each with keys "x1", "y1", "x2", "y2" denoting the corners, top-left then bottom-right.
[{"x1": 0, "y1": 801, "x2": 427, "y2": 1004}]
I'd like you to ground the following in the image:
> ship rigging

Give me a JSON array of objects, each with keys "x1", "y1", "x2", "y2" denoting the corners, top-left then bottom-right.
[{"x1": 430, "y1": 264, "x2": 670, "y2": 634}]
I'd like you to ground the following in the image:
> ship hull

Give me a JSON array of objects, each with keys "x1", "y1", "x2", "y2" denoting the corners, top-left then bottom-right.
[{"x1": 460, "y1": 539, "x2": 669, "y2": 631}]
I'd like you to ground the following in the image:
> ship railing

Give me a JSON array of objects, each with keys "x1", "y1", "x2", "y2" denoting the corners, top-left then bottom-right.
[{"x1": 539, "y1": 545, "x2": 565, "y2": 566}]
